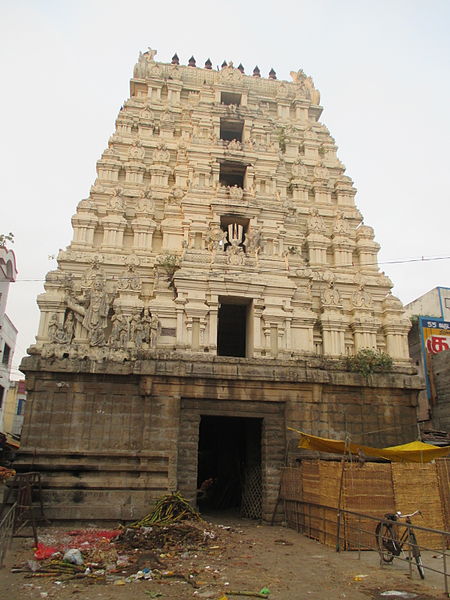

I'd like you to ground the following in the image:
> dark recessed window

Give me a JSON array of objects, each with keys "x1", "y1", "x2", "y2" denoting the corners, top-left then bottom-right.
[
  {"x1": 219, "y1": 161, "x2": 246, "y2": 187},
  {"x1": 217, "y1": 297, "x2": 251, "y2": 357},
  {"x1": 221, "y1": 92, "x2": 241, "y2": 106},
  {"x1": 2, "y1": 343, "x2": 11, "y2": 366},
  {"x1": 220, "y1": 118, "x2": 244, "y2": 142}
]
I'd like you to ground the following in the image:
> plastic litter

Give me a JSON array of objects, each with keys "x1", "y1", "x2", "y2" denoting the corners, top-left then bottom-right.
[
  {"x1": 63, "y1": 548, "x2": 84, "y2": 565},
  {"x1": 352, "y1": 574, "x2": 368, "y2": 581},
  {"x1": 380, "y1": 593, "x2": 418, "y2": 598},
  {"x1": 34, "y1": 543, "x2": 58, "y2": 560}
]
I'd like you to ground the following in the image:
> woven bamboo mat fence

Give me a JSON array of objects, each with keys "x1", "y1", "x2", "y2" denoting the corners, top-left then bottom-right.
[
  {"x1": 343, "y1": 461, "x2": 396, "y2": 550},
  {"x1": 281, "y1": 459, "x2": 450, "y2": 550},
  {"x1": 391, "y1": 462, "x2": 445, "y2": 550},
  {"x1": 436, "y1": 459, "x2": 450, "y2": 537}
]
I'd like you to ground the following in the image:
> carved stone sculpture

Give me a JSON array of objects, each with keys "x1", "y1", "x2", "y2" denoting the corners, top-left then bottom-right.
[{"x1": 307, "y1": 207, "x2": 327, "y2": 234}]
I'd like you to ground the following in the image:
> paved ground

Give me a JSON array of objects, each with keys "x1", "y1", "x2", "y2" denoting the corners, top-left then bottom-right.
[{"x1": 1, "y1": 516, "x2": 448, "y2": 600}]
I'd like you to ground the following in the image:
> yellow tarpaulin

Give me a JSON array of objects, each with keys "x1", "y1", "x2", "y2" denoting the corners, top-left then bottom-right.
[{"x1": 289, "y1": 429, "x2": 450, "y2": 463}]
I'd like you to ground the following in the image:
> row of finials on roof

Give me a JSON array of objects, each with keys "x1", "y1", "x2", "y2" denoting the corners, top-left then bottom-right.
[{"x1": 170, "y1": 53, "x2": 278, "y2": 79}]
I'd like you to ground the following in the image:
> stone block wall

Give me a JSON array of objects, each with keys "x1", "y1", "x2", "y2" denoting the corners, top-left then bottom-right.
[{"x1": 17, "y1": 353, "x2": 421, "y2": 523}]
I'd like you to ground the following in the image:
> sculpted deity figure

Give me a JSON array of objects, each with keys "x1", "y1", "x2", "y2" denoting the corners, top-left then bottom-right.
[
  {"x1": 129, "y1": 140, "x2": 145, "y2": 161},
  {"x1": 227, "y1": 139, "x2": 242, "y2": 151},
  {"x1": 352, "y1": 276, "x2": 373, "y2": 308},
  {"x1": 142, "y1": 308, "x2": 152, "y2": 344},
  {"x1": 110, "y1": 308, "x2": 129, "y2": 349},
  {"x1": 226, "y1": 238, "x2": 245, "y2": 265},
  {"x1": 304, "y1": 76, "x2": 321, "y2": 105},
  {"x1": 153, "y1": 143, "x2": 170, "y2": 164},
  {"x1": 137, "y1": 196, "x2": 154, "y2": 214},
  {"x1": 322, "y1": 281, "x2": 341, "y2": 307},
  {"x1": 244, "y1": 227, "x2": 262, "y2": 255},
  {"x1": 145, "y1": 48, "x2": 157, "y2": 62},
  {"x1": 291, "y1": 159, "x2": 308, "y2": 179},
  {"x1": 149, "y1": 315, "x2": 161, "y2": 348},
  {"x1": 160, "y1": 110, "x2": 173, "y2": 126},
  {"x1": 205, "y1": 224, "x2": 228, "y2": 256},
  {"x1": 132, "y1": 313, "x2": 145, "y2": 348},
  {"x1": 140, "y1": 105, "x2": 154, "y2": 122},
  {"x1": 109, "y1": 193, "x2": 124, "y2": 211},
  {"x1": 352, "y1": 286, "x2": 374, "y2": 309},
  {"x1": 290, "y1": 69, "x2": 306, "y2": 83},
  {"x1": 307, "y1": 207, "x2": 327, "y2": 234},
  {"x1": 228, "y1": 185, "x2": 244, "y2": 199},
  {"x1": 176, "y1": 143, "x2": 188, "y2": 164},
  {"x1": 314, "y1": 162, "x2": 328, "y2": 180},
  {"x1": 170, "y1": 187, "x2": 185, "y2": 204},
  {"x1": 68, "y1": 276, "x2": 111, "y2": 347},
  {"x1": 118, "y1": 262, "x2": 141, "y2": 292},
  {"x1": 48, "y1": 314, "x2": 61, "y2": 342},
  {"x1": 61, "y1": 311, "x2": 75, "y2": 343},
  {"x1": 333, "y1": 210, "x2": 350, "y2": 235}
]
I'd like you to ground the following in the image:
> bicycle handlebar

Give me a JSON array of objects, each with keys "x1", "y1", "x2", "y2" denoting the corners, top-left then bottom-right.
[{"x1": 396, "y1": 510, "x2": 422, "y2": 519}]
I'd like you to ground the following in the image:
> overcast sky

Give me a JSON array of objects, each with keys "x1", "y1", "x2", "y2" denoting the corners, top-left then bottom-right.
[{"x1": 1, "y1": 0, "x2": 449, "y2": 378}]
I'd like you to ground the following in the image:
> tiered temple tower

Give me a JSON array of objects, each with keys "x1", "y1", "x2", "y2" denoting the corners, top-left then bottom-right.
[{"x1": 19, "y1": 49, "x2": 421, "y2": 522}]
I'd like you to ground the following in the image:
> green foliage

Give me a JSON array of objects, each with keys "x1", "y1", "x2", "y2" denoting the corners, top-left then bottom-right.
[
  {"x1": 156, "y1": 253, "x2": 181, "y2": 289},
  {"x1": 346, "y1": 348, "x2": 393, "y2": 378},
  {"x1": 0, "y1": 232, "x2": 14, "y2": 246},
  {"x1": 277, "y1": 127, "x2": 289, "y2": 153}
]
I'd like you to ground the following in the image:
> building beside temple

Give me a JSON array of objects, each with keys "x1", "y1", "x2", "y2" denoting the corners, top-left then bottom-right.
[
  {"x1": 19, "y1": 50, "x2": 421, "y2": 522},
  {"x1": 0, "y1": 244, "x2": 18, "y2": 433},
  {"x1": 405, "y1": 287, "x2": 450, "y2": 429}
]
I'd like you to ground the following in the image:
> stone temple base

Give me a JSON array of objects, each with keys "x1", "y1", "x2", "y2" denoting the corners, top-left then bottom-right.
[{"x1": 17, "y1": 353, "x2": 422, "y2": 524}]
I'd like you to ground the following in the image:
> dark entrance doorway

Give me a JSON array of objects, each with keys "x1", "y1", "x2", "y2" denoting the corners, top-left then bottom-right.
[
  {"x1": 217, "y1": 297, "x2": 250, "y2": 357},
  {"x1": 197, "y1": 416, "x2": 262, "y2": 517}
]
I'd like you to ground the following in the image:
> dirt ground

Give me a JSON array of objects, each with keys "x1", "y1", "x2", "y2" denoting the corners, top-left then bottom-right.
[{"x1": 1, "y1": 514, "x2": 448, "y2": 600}]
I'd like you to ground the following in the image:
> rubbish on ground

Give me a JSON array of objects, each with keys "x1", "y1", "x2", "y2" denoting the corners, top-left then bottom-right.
[
  {"x1": 63, "y1": 549, "x2": 84, "y2": 565},
  {"x1": 0, "y1": 466, "x2": 16, "y2": 481},
  {"x1": 259, "y1": 588, "x2": 270, "y2": 596},
  {"x1": 273, "y1": 539, "x2": 293, "y2": 546},
  {"x1": 34, "y1": 543, "x2": 59, "y2": 560},
  {"x1": 352, "y1": 574, "x2": 368, "y2": 581},
  {"x1": 130, "y1": 491, "x2": 202, "y2": 527},
  {"x1": 228, "y1": 590, "x2": 270, "y2": 598},
  {"x1": 380, "y1": 593, "x2": 418, "y2": 598}
]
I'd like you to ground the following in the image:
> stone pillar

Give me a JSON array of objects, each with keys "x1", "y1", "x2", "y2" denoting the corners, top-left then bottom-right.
[
  {"x1": 320, "y1": 315, "x2": 347, "y2": 356},
  {"x1": 306, "y1": 233, "x2": 329, "y2": 266},
  {"x1": 132, "y1": 218, "x2": 156, "y2": 251},
  {"x1": 207, "y1": 297, "x2": 219, "y2": 352},
  {"x1": 351, "y1": 319, "x2": 379, "y2": 352},
  {"x1": 101, "y1": 214, "x2": 127, "y2": 249},
  {"x1": 71, "y1": 213, "x2": 98, "y2": 248},
  {"x1": 382, "y1": 294, "x2": 411, "y2": 360},
  {"x1": 332, "y1": 235, "x2": 355, "y2": 267},
  {"x1": 356, "y1": 226, "x2": 380, "y2": 271},
  {"x1": 174, "y1": 295, "x2": 186, "y2": 349},
  {"x1": 149, "y1": 164, "x2": 171, "y2": 187},
  {"x1": 335, "y1": 177, "x2": 356, "y2": 207}
]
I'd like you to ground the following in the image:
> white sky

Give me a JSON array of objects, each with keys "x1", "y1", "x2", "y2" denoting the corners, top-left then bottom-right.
[{"x1": 1, "y1": 0, "x2": 449, "y2": 378}]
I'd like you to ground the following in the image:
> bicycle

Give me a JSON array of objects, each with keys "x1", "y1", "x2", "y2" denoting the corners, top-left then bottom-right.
[{"x1": 375, "y1": 510, "x2": 425, "y2": 579}]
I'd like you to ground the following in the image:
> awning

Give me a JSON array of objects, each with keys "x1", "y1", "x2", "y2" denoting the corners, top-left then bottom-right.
[{"x1": 289, "y1": 429, "x2": 450, "y2": 463}]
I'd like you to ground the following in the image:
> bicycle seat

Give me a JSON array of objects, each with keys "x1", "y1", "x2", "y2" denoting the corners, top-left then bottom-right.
[{"x1": 384, "y1": 513, "x2": 398, "y2": 521}]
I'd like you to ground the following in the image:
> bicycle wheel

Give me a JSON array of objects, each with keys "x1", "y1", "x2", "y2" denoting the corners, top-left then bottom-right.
[
  {"x1": 375, "y1": 522, "x2": 396, "y2": 563},
  {"x1": 409, "y1": 532, "x2": 425, "y2": 579}
]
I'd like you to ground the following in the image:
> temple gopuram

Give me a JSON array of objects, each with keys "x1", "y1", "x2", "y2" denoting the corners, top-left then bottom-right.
[{"x1": 19, "y1": 49, "x2": 421, "y2": 522}]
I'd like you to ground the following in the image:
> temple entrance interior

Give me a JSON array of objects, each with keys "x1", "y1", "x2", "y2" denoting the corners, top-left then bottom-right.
[
  {"x1": 197, "y1": 415, "x2": 262, "y2": 515},
  {"x1": 217, "y1": 297, "x2": 249, "y2": 357}
]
